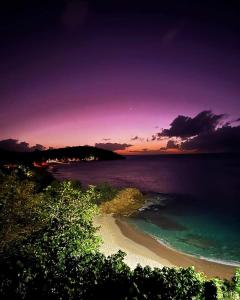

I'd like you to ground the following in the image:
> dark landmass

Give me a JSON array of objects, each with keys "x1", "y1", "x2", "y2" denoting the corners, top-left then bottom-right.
[{"x1": 0, "y1": 146, "x2": 125, "y2": 165}]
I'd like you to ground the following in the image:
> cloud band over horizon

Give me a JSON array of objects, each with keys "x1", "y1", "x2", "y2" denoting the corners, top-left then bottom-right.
[{"x1": 1, "y1": 110, "x2": 240, "y2": 154}]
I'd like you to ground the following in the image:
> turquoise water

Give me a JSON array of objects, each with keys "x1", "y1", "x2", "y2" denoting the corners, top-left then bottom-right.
[
  {"x1": 53, "y1": 154, "x2": 240, "y2": 266},
  {"x1": 127, "y1": 208, "x2": 240, "y2": 265}
]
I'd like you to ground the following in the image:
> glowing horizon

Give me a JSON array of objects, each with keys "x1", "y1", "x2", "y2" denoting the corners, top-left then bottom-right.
[{"x1": 1, "y1": 2, "x2": 240, "y2": 154}]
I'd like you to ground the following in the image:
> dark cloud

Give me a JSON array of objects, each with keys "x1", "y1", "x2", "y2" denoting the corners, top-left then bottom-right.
[
  {"x1": 131, "y1": 136, "x2": 144, "y2": 141},
  {"x1": 151, "y1": 135, "x2": 156, "y2": 141},
  {"x1": 151, "y1": 133, "x2": 167, "y2": 141},
  {"x1": 0, "y1": 139, "x2": 46, "y2": 152},
  {"x1": 181, "y1": 125, "x2": 240, "y2": 152},
  {"x1": 95, "y1": 143, "x2": 132, "y2": 151},
  {"x1": 102, "y1": 138, "x2": 111, "y2": 141},
  {"x1": 31, "y1": 144, "x2": 46, "y2": 151},
  {"x1": 166, "y1": 140, "x2": 179, "y2": 149},
  {"x1": 159, "y1": 140, "x2": 179, "y2": 151},
  {"x1": 150, "y1": 111, "x2": 240, "y2": 153},
  {"x1": 159, "y1": 111, "x2": 225, "y2": 138},
  {"x1": 131, "y1": 136, "x2": 139, "y2": 141}
]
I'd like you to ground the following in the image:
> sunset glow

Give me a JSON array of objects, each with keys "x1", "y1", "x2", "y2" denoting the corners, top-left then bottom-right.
[
  {"x1": 1, "y1": 1, "x2": 240, "y2": 154},
  {"x1": 1, "y1": 2, "x2": 240, "y2": 296}
]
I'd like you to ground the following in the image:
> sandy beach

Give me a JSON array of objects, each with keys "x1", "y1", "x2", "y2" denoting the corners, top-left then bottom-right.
[
  {"x1": 95, "y1": 214, "x2": 236, "y2": 279},
  {"x1": 95, "y1": 214, "x2": 172, "y2": 269}
]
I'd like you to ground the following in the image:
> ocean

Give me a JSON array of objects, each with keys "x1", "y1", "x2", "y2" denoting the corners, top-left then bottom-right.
[{"x1": 52, "y1": 154, "x2": 240, "y2": 266}]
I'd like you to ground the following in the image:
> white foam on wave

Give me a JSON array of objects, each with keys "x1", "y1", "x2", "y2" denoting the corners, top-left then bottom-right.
[
  {"x1": 198, "y1": 256, "x2": 240, "y2": 267},
  {"x1": 139, "y1": 194, "x2": 169, "y2": 211},
  {"x1": 147, "y1": 233, "x2": 240, "y2": 268}
]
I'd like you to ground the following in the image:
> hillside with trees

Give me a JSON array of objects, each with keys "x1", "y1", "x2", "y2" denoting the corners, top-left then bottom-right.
[{"x1": 0, "y1": 146, "x2": 124, "y2": 165}]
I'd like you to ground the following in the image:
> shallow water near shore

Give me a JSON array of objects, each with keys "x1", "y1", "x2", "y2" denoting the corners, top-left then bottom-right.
[
  {"x1": 52, "y1": 154, "x2": 240, "y2": 266},
  {"x1": 127, "y1": 211, "x2": 240, "y2": 266}
]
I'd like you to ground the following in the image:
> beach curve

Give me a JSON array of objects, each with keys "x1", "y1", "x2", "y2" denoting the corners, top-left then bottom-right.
[{"x1": 95, "y1": 214, "x2": 236, "y2": 280}]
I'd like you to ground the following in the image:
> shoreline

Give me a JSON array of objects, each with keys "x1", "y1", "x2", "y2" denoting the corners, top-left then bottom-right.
[
  {"x1": 49, "y1": 167, "x2": 237, "y2": 279},
  {"x1": 95, "y1": 214, "x2": 173, "y2": 270},
  {"x1": 116, "y1": 217, "x2": 236, "y2": 279},
  {"x1": 95, "y1": 214, "x2": 236, "y2": 279}
]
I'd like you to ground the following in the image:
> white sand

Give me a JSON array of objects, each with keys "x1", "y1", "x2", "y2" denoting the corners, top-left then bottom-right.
[
  {"x1": 94, "y1": 214, "x2": 174, "y2": 269},
  {"x1": 94, "y1": 214, "x2": 236, "y2": 279}
]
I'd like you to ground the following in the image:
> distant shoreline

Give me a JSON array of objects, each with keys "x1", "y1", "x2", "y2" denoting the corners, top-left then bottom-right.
[{"x1": 95, "y1": 214, "x2": 236, "y2": 280}]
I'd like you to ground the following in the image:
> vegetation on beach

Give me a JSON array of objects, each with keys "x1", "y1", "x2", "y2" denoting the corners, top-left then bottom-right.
[
  {"x1": 100, "y1": 187, "x2": 144, "y2": 216},
  {"x1": 0, "y1": 166, "x2": 240, "y2": 299}
]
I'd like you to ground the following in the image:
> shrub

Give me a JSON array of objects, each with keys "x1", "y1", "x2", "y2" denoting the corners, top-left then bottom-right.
[
  {"x1": 131, "y1": 265, "x2": 203, "y2": 300},
  {"x1": 30, "y1": 181, "x2": 102, "y2": 267},
  {"x1": 0, "y1": 178, "x2": 102, "y2": 299},
  {"x1": 234, "y1": 268, "x2": 240, "y2": 295},
  {"x1": 1, "y1": 173, "x2": 239, "y2": 300},
  {"x1": 0, "y1": 172, "x2": 45, "y2": 250},
  {"x1": 93, "y1": 182, "x2": 118, "y2": 205},
  {"x1": 100, "y1": 187, "x2": 144, "y2": 216}
]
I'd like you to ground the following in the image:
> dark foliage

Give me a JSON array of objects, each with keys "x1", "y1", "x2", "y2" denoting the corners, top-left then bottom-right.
[
  {"x1": 0, "y1": 171, "x2": 239, "y2": 300},
  {"x1": 0, "y1": 145, "x2": 124, "y2": 165}
]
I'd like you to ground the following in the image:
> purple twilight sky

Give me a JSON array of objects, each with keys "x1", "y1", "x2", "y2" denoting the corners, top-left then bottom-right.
[{"x1": 1, "y1": 1, "x2": 240, "y2": 154}]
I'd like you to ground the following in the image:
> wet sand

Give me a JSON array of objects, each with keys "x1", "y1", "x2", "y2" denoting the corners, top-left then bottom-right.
[
  {"x1": 95, "y1": 214, "x2": 172, "y2": 269},
  {"x1": 116, "y1": 217, "x2": 236, "y2": 279},
  {"x1": 95, "y1": 214, "x2": 236, "y2": 279}
]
